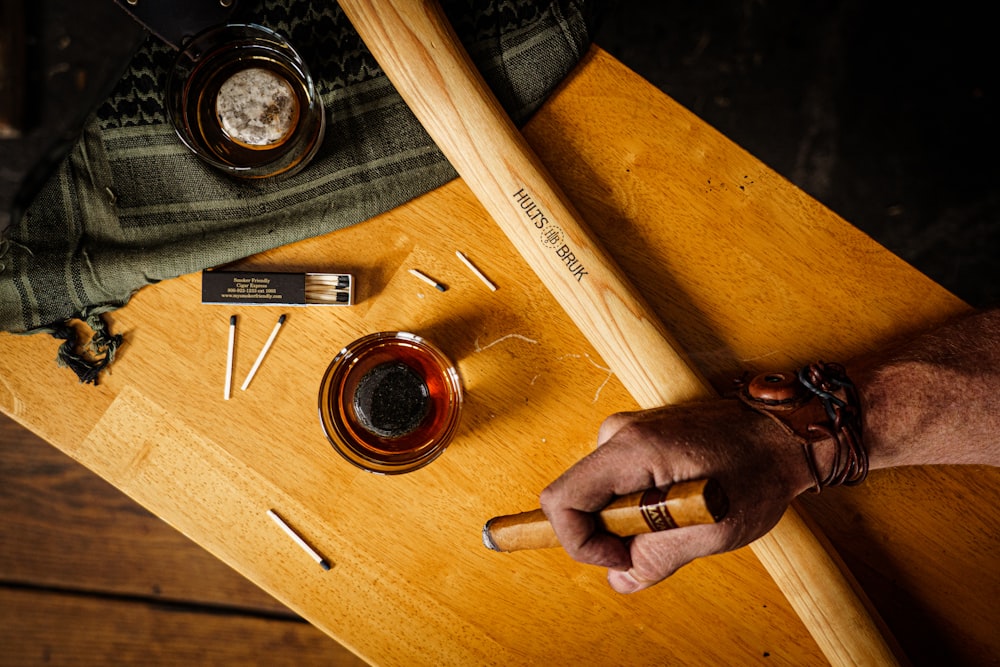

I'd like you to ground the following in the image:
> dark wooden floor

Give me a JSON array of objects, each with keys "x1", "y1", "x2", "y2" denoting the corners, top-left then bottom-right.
[{"x1": 0, "y1": 412, "x2": 367, "y2": 666}]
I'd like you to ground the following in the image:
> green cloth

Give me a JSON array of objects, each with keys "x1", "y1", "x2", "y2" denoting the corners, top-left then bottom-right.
[{"x1": 0, "y1": 0, "x2": 602, "y2": 382}]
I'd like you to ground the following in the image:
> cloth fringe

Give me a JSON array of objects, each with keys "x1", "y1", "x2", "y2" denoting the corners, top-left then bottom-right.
[{"x1": 48, "y1": 312, "x2": 123, "y2": 385}]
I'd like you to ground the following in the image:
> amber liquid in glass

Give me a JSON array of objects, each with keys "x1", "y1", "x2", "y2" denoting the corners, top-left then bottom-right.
[{"x1": 334, "y1": 338, "x2": 457, "y2": 462}]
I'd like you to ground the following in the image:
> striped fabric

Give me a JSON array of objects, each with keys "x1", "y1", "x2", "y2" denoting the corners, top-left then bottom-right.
[{"x1": 0, "y1": 0, "x2": 600, "y2": 380}]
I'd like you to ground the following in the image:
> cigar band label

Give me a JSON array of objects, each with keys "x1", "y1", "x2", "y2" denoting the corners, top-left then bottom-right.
[{"x1": 639, "y1": 488, "x2": 679, "y2": 532}]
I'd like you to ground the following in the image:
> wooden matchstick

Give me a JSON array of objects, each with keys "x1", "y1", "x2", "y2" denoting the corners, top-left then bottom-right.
[
  {"x1": 267, "y1": 509, "x2": 331, "y2": 570},
  {"x1": 224, "y1": 315, "x2": 236, "y2": 400},
  {"x1": 304, "y1": 272, "x2": 352, "y2": 303},
  {"x1": 483, "y1": 479, "x2": 727, "y2": 553},
  {"x1": 241, "y1": 314, "x2": 287, "y2": 391},
  {"x1": 456, "y1": 250, "x2": 497, "y2": 291},
  {"x1": 408, "y1": 268, "x2": 447, "y2": 291}
]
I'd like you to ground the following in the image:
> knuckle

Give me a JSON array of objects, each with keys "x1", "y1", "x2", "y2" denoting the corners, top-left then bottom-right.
[
  {"x1": 597, "y1": 411, "x2": 633, "y2": 442},
  {"x1": 538, "y1": 484, "x2": 560, "y2": 510}
]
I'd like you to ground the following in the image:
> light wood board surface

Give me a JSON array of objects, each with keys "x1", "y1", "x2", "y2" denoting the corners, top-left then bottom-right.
[
  {"x1": 0, "y1": 412, "x2": 366, "y2": 666},
  {"x1": 1, "y1": 47, "x2": 997, "y2": 665}
]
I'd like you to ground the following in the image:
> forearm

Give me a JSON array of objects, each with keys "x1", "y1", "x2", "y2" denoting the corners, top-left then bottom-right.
[
  {"x1": 850, "y1": 309, "x2": 1000, "y2": 470},
  {"x1": 538, "y1": 310, "x2": 999, "y2": 592}
]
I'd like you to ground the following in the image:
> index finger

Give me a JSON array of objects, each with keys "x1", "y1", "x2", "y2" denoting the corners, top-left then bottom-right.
[{"x1": 539, "y1": 436, "x2": 662, "y2": 568}]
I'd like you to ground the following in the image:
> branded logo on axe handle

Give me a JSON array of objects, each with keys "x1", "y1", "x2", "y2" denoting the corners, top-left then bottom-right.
[{"x1": 512, "y1": 187, "x2": 589, "y2": 283}]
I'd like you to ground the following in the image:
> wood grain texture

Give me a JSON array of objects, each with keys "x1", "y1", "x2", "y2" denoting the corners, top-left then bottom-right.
[
  {"x1": 0, "y1": 412, "x2": 366, "y2": 666},
  {"x1": 1, "y1": 46, "x2": 997, "y2": 666},
  {"x1": 338, "y1": 0, "x2": 710, "y2": 410},
  {"x1": 0, "y1": 586, "x2": 366, "y2": 667},
  {"x1": 333, "y1": 3, "x2": 901, "y2": 663},
  {"x1": 0, "y1": 413, "x2": 291, "y2": 611}
]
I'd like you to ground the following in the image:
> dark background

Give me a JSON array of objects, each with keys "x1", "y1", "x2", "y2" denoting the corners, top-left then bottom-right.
[
  {"x1": 594, "y1": 0, "x2": 998, "y2": 308},
  {"x1": 4, "y1": 1, "x2": 995, "y2": 308}
]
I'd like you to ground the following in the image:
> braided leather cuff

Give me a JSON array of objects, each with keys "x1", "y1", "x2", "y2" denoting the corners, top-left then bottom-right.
[{"x1": 737, "y1": 362, "x2": 869, "y2": 493}]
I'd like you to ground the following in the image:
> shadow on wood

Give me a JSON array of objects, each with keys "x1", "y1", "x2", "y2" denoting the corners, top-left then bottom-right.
[{"x1": 0, "y1": 413, "x2": 367, "y2": 666}]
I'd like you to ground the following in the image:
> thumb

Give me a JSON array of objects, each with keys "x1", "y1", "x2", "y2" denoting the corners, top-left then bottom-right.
[{"x1": 606, "y1": 523, "x2": 728, "y2": 594}]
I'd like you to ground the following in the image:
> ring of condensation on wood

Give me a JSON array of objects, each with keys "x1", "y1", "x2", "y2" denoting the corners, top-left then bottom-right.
[{"x1": 215, "y1": 68, "x2": 299, "y2": 149}]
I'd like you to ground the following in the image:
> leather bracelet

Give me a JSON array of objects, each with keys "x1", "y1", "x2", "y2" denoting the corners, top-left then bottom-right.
[{"x1": 736, "y1": 362, "x2": 869, "y2": 493}]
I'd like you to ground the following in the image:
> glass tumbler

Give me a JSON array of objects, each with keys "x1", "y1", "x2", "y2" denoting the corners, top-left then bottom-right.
[
  {"x1": 166, "y1": 24, "x2": 325, "y2": 179},
  {"x1": 318, "y1": 332, "x2": 464, "y2": 474}
]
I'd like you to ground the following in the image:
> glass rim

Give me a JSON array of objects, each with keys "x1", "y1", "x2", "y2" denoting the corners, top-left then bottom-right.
[
  {"x1": 165, "y1": 23, "x2": 326, "y2": 179},
  {"x1": 318, "y1": 332, "x2": 463, "y2": 474}
]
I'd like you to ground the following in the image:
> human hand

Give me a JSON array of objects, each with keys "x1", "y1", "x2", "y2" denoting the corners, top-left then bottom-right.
[{"x1": 539, "y1": 399, "x2": 816, "y2": 593}]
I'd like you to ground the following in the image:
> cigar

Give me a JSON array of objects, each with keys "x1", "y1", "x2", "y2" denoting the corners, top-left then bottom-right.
[{"x1": 482, "y1": 479, "x2": 728, "y2": 553}]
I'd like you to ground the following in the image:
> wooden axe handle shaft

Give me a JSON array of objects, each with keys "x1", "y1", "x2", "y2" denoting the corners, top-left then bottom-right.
[{"x1": 337, "y1": 2, "x2": 903, "y2": 664}]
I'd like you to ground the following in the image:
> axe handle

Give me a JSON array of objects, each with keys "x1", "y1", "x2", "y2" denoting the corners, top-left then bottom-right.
[{"x1": 337, "y1": 2, "x2": 903, "y2": 664}]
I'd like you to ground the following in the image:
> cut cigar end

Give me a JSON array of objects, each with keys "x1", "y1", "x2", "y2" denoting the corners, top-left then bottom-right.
[{"x1": 482, "y1": 519, "x2": 501, "y2": 552}]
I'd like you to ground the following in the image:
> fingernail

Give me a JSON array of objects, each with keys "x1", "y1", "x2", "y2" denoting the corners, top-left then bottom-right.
[{"x1": 608, "y1": 570, "x2": 641, "y2": 594}]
